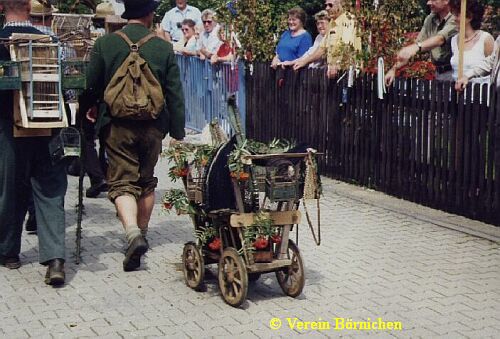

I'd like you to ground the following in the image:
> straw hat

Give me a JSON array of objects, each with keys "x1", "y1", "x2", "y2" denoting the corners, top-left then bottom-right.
[
  {"x1": 95, "y1": 1, "x2": 115, "y2": 19},
  {"x1": 30, "y1": 0, "x2": 53, "y2": 17}
]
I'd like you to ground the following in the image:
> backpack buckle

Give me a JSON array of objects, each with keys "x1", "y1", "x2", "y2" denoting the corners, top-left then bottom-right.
[{"x1": 130, "y1": 44, "x2": 139, "y2": 52}]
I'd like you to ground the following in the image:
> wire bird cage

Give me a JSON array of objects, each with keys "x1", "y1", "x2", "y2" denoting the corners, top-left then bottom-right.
[
  {"x1": 52, "y1": 14, "x2": 93, "y2": 39},
  {"x1": 48, "y1": 127, "x2": 82, "y2": 163},
  {"x1": 52, "y1": 14, "x2": 94, "y2": 90},
  {"x1": 60, "y1": 38, "x2": 93, "y2": 90},
  {"x1": 10, "y1": 33, "x2": 67, "y2": 128}
]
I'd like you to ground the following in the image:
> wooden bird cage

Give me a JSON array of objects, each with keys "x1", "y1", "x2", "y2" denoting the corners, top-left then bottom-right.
[
  {"x1": 9, "y1": 33, "x2": 67, "y2": 130},
  {"x1": 52, "y1": 13, "x2": 94, "y2": 39}
]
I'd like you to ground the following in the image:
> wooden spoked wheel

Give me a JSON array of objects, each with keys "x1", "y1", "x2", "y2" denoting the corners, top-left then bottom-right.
[
  {"x1": 275, "y1": 240, "x2": 305, "y2": 297},
  {"x1": 182, "y1": 242, "x2": 204, "y2": 290},
  {"x1": 218, "y1": 247, "x2": 248, "y2": 307}
]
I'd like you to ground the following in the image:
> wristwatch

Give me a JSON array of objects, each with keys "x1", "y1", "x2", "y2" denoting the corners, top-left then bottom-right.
[{"x1": 416, "y1": 41, "x2": 423, "y2": 53}]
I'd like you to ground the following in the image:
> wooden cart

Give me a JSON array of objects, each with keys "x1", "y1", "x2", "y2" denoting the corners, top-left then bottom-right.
[{"x1": 179, "y1": 145, "x2": 319, "y2": 307}]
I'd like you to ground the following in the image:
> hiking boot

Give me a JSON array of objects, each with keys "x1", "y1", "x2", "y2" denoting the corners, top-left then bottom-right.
[
  {"x1": 1, "y1": 256, "x2": 21, "y2": 269},
  {"x1": 85, "y1": 180, "x2": 108, "y2": 198},
  {"x1": 44, "y1": 258, "x2": 65, "y2": 286},
  {"x1": 123, "y1": 235, "x2": 148, "y2": 272}
]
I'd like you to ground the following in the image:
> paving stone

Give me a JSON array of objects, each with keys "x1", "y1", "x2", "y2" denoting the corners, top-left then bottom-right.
[{"x1": 0, "y1": 135, "x2": 498, "y2": 338}]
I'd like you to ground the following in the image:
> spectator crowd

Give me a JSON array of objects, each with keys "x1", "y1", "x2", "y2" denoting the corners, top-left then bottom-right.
[
  {"x1": 164, "y1": 0, "x2": 498, "y2": 89},
  {"x1": 156, "y1": 0, "x2": 239, "y2": 65}
]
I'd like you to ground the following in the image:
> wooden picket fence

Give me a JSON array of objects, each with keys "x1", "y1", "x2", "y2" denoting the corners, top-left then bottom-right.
[{"x1": 245, "y1": 63, "x2": 500, "y2": 226}]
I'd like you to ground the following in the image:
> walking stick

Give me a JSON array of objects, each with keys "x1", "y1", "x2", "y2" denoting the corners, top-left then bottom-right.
[
  {"x1": 75, "y1": 136, "x2": 84, "y2": 264},
  {"x1": 75, "y1": 94, "x2": 91, "y2": 264}
]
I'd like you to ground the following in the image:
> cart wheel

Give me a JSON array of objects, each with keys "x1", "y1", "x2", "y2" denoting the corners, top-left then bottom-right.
[
  {"x1": 218, "y1": 247, "x2": 248, "y2": 307},
  {"x1": 182, "y1": 242, "x2": 204, "y2": 290},
  {"x1": 248, "y1": 273, "x2": 261, "y2": 282},
  {"x1": 275, "y1": 240, "x2": 305, "y2": 297}
]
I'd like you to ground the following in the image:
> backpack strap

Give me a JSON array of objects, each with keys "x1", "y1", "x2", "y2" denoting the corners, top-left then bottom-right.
[{"x1": 115, "y1": 30, "x2": 157, "y2": 52}]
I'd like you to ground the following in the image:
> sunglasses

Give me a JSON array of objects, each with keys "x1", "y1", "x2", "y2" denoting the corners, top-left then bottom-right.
[
  {"x1": 203, "y1": 20, "x2": 213, "y2": 24},
  {"x1": 181, "y1": 28, "x2": 190, "y2": 32},
  {"x1": 325, "y1": 3, "x2": 334, "y2": 8}
]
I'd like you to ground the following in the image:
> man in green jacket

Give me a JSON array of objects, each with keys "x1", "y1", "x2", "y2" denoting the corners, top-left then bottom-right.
[{"x1": 85, "y1": 0, "x2": 185, "y2": 272}]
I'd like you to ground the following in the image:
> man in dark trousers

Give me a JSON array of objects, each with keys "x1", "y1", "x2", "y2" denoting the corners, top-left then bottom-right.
[
  {"x1": 85, "y1": 0, "x2": 185, "y2": 272},
  {"x1": 0, "y1": 0, "x2": 67, "y2": 285}
]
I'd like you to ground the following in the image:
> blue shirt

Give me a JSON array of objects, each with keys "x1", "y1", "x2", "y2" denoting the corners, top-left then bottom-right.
[
  {"x1": 161, "y1": 5, "x2": 202, "y2": 42},
  {"x1": 276, "y1": 30, "x2": 312, "y2": 62}
]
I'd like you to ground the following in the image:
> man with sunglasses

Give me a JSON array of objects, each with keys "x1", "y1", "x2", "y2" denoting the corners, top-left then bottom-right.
[
  {"x1": 197, "y1": 9, "x2": 221, "y2": 60},
  {"x1": 293, "y1": 0, "x2": 361, "y2": 78},
  {"x1": 385, "y1": 0, "x2": 457, "y2": 85},
  {"x1": 160, "y1": 0, "x2": 201, "y2": 43}
]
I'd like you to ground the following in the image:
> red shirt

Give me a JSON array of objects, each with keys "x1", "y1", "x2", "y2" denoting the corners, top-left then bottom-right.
[{"x1": 217, "y1": 42, "x2": 234, "y2": 58}]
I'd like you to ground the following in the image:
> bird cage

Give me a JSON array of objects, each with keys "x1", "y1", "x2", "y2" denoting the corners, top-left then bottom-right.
[
  {"x1": 52, "y1": 14, "x2": 94, "y2": 39},
  {"x1": 10, "y1": 33, "x2": 67, "y2": 129},
  {"x1": 60, "y1": 38, "x2": 93, "y2": 90},
  {"x1": 52, "y1": 14, "x2": 94, "y2": 91},
  {"x1": 48, "y1": 127, "x2": 81, "y2": 163}
]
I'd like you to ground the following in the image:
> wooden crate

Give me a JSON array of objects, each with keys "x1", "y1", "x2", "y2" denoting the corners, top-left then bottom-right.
[
  {"x1": 10, "y1": 34, "x2": 67, "y2": 129},
  {"x1": 265, "y1": 175, "x2": 299, "y2": 202}
]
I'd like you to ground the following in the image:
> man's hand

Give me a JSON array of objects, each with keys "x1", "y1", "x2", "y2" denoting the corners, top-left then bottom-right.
[
  {"x1": 455, "y1": 76, "x2": 469, "y2": 91},
  {"x1": 397, "y1": 44, "x2": 419, "y2": 64},
  {"x1": 210, "y1": 54, "x2": 219, "y2": 64},
  {"x1": 385, "y1": 68, "x2": 396, "y2": 87},
  {"x1": 327, "y1": 64, "x2": 339, "y2": 79},
  {"x1": 86, "y1": 106, "x2": 98, "y2": 123}
]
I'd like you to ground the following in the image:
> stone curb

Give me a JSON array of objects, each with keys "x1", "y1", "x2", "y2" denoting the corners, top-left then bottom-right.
[{"x1": 324, "y1": 179, "x2": 500, "y2": 243}]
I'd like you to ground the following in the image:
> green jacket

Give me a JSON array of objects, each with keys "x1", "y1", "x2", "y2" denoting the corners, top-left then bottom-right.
[{"x1": 86, "y1": 24, "x2": 185, "y2": 139}]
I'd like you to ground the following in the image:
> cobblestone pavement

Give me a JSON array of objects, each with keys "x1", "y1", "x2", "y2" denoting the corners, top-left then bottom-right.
[{"x1": 1, "y1": 138, "x2": 500, "y2": 338}]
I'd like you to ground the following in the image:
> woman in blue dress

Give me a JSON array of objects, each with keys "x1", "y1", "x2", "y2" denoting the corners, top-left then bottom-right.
[{"x1": 271, "y1": 7, "x2": 312, "y2": 69}]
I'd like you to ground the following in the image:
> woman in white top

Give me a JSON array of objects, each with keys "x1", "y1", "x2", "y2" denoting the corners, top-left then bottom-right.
[
  {"x1": 173, "y1": 19, "x2": 198, "y2": 56},
  {"x1": 449, "y1": 0, "x2": 494, "y2": 84}
]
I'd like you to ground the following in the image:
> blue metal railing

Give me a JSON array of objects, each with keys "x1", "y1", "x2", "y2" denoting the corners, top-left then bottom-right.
[{"x1": 176, "y1": 55, "x2": 246, "y2": 135}]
